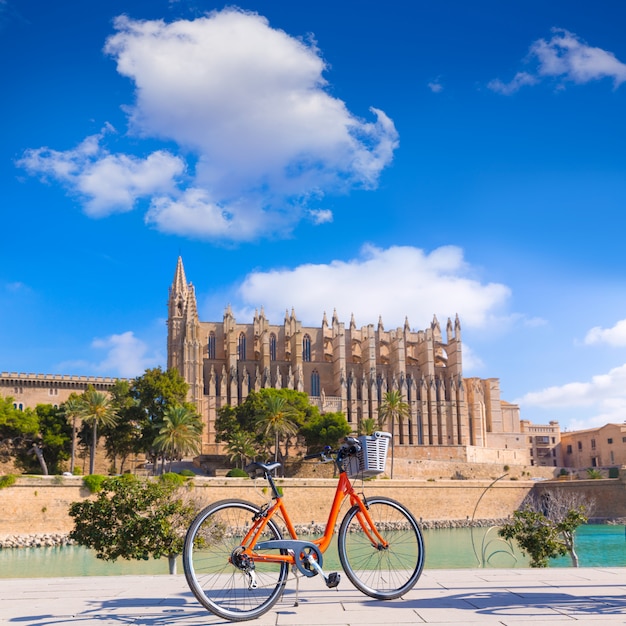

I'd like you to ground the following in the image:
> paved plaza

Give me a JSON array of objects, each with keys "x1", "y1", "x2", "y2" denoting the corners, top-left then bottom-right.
[{"x1": 3, "y1": 568, "x2": 626, "y2": 625}]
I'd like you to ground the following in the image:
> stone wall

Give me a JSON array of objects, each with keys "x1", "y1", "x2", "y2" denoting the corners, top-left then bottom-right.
[
  {"x1": 0, "y1": 475, "x2": 533, "y2": 536},
  {"x1": 4, "y1": 475, "x2": 624, "y2": 539}
]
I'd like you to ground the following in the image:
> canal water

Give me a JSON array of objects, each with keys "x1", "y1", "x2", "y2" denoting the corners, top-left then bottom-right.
[{"x1": 1, "y1": 525, "x2": 625, "y2": 578}]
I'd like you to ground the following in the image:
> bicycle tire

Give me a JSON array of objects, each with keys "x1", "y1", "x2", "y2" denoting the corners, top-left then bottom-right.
[
  {"x1": 337, "y1": 496, "x2": 425, "y2": 600},
  {"x1": 183, "y1": 499, "x2": 288, "y2": 622}
]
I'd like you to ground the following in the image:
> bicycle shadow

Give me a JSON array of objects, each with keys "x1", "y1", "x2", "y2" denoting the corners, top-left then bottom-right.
[
  {"x1": 7, "y1": 592, "x2": 225, "y2": 626},
  {"x1": 386, "y1": 588, "x2": 626, "y2": 619}
]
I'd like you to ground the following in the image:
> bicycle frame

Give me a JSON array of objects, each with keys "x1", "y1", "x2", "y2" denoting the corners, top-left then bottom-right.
[{"x1": 237, "y1": 469, "x2": 389, "y2": 568}]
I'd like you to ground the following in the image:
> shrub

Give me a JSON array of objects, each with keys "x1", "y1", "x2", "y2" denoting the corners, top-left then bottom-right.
[
  {"x1": 160, "y1": 472, "x2": 187, "y2": 487},
  {"x1": 0, "y1": 474, "x2": 17, "y2": 489},
  {"x1": 178, "y1": 469, "x2": 196, "y2": 477},
  {"x1": 226, "y1": 468, "x2": 249, "y2": 478},
  {"x1": 83, "y1": 474, "x2": 106, "y2": 493}
]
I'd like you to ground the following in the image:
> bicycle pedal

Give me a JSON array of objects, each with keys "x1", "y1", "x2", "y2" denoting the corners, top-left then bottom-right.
[{"x1": 326, "y1": 572, "x2": 340, "y2": 588}]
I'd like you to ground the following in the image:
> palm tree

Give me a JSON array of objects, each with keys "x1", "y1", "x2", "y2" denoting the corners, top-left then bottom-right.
[
  {"x1": 61, "y1": 394, "x2": 83, "y2": 474},
  {"x1": 255, "y1": 394, "x2": 298, "y2": 468},
  {"x1": 153, "y1": 405, "x2": 203, "y2": 473},
  {"x1": 79, "y1": 387, "x2": 118, "y2": 475},
  {"x1": 377, "y1": 390, "x2": 410, "y2": 479},
  {"x1": 226, "y1": 430, "x2": 258, "y2": 469}
]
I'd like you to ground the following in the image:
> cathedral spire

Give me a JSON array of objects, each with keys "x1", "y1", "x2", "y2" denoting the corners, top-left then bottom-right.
[{"x1": 172, "y1": 256, "x2": 188, "y2": 295}]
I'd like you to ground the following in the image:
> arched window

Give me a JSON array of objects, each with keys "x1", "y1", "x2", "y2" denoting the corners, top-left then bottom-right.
[
  {"x1": 311, "y1": 370, "x2": 320, "y2": 396},
  {"x1": 269, "y1": 333, "x2": 277, "y2": 361},
  {"x1": 208, "y1": 332, "x2": 216, "y2": 359},
  {"x1": 238, "y1": 332, "x2": 247, "y2": 360},
  {"x1": 303, "y1": 334, "x2": 311, "y2": 362}
]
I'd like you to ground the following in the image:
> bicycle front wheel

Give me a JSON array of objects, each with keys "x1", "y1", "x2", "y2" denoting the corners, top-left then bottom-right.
[
  {"x1": 337, "y1": 496, "x2": 425, "y2": 600},
  {"x1": 183, "y1": 499, "x2": 288, "y2": 622}
]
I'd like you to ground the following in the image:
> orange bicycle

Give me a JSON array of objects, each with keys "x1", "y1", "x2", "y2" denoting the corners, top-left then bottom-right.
[{"x1": 183, "y1": 432, "x2": 425, "y2": 621}]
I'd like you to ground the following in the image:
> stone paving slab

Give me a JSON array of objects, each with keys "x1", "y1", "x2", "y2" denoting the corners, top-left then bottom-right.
[{"x1": 2, "y1": 568, "x2": 626, "y2": 625}]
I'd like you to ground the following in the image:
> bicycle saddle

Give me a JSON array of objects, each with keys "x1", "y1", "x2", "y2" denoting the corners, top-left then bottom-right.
[{"x1": 245, "y1": 461, "x2": 281, "y2": 475}]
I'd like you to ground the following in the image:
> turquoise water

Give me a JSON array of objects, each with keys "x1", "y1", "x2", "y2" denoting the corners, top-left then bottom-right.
[{"x1": 1, "y1": 525, "x2": 625, "y2": 578}]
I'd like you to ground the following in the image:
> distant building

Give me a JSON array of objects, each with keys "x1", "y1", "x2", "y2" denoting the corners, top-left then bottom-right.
[
  {"x1": 561, "y1": 424, "x2": 626, "y2": 468},
  {"x1": 167, "y1": 256, "x2": 530, "y2": 463},
  {"x1": 0, "y1": 372, "x2": 120, "y2": 410},
  {"x1": 520, "y1": 420, "x2": 562, "y2": 467}
]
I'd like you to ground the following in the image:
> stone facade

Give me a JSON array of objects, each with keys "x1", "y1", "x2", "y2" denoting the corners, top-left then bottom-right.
[
  {"x1": 561, "y1": 423, "x2": 626, "y2": 468},
  {"x1": 520, "y1": 420, "x2": 563, "y2": 467},
  {"x1": 167, "y1": 257, "x2": 529, "y2": 464},
  {"x1": 0, "y1": 372, "x2": 121, "y2": 410}
]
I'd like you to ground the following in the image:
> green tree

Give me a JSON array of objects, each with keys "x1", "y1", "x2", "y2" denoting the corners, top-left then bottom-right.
[
  {"x1": 68, "y1": 474, "x2": 200, "y2": 574},
  {"x1": 300, "y1": 411, "x2": 351, "y2": 452},
  {"x1": 131, "y1": 367, "x2": 191, "y2": 465},
  {"x1": 61, "y1": 394, "x2": 84, "y2": 474},
  {"x1": 358, "y1": 417, "x2": 376, "y2": 436},
  {"x1": 255, "y1": 393, "x2": 298, "y2": 467},
  {"x1": 101, "y1": 380, "x2": 144, "y2": 474},
  {"x1": 216, "y1": 389, "x2": 320, "y2": 463},
  {"x1": 78, "y1": 387, "x2": 118, "y2": 475},
  {"x1": 34, "y1": 404, "x2": 71, "y2": 474},
  {"x1": 153, "y1": 405, "x2": 203, "y2": 473},
  {"x1": 0, "y1": 397, "x2": 38, "y2": 470},
  {"x1": 0, "y1": 399, "x2": 71, "y2": 475},
  {"x1": 499, "y1": 490, "x2": 592, "y2": 567},
  {"x1": 377, "y1": 390, "x2": 410, "y2": 478},
  {"x1": 225, "y1": 430, "x2": 258, "y2": 469}
]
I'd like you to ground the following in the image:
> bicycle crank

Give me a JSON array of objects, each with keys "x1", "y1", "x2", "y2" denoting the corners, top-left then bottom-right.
[{"x1": 255, "y1": 539, "x2": 323, "y2": 578}]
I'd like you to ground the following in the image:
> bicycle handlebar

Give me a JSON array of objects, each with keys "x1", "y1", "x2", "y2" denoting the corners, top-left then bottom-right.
[{"x1": 303, "y1": 437, "x2": 362, "y2": 461}]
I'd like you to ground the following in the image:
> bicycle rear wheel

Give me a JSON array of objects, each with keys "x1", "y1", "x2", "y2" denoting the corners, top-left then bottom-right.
[
  {"x1": 183, "y1": 499, "x2": 288, "y2": 622},
  {"x1": 337, "y1": 496, "x2": 424, "y2": 600}
]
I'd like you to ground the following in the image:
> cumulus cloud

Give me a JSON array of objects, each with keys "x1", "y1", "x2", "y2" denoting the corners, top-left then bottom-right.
[
  {"x1": 488, "y1": 28, "x2": 626, "y2": 94},
  {"x1": 18, "y1": 127, "x2": 185, "y2": 216},
  {"x1": 460, "y1": 343, "x2": 484, "y2": 374},
  {"x1": 231, "y1": 244, "x2": 511, "y2": 329},
  {"x1": 91, "y1": 331, "x2": 162, "y2": 377},
  {"x1": 585, "y1": 319, "x2": 626, "y2": 347},
  {"x1": 515, "y1": 363, "x2": 626, "y2": 429},
  {"x1": 19, "y1": 9, "x2": 397, "y2": 241}
]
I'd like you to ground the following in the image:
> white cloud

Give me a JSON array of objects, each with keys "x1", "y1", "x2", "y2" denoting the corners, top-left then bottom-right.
[
  {"x1": 585, "y1": 319, "x2": 626, "y2": 347},
  {"x1": 18, "y1": 128, "x2": 184, "y2": 216},
  {"x1": 90, "y1": 331, "x2": 162, "y2": 378},
  {"x1": 516, "y1": 362, "x2": 626, "y2": 428},
  {"x1": 309, "y1": 209, "x2": 333, "y2": 224},
  {"x1": 20, "y1": 9, "x2": 398, "y2": 241},
  {"x1": 428, "y1": 80, "x2": 443, "y2": 93},
  {"x1": 231, "y1": 244, "x2": 511, "y2": 329},
  {"x1": 487, "y1": 72, "x2": 538, "y2": 95},
  {"x1": 488, "y1": 28, "x2": 626, "y2": 94},
  {"x1": 460, "y1": 343, "x2": 484, "y2": 374},
  {"x1": 532, "y1": 29, "x2": 626, "y2": 87}
]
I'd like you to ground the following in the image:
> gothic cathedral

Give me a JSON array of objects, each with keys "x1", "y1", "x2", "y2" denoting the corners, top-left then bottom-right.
[{"x1": 167, "y1": 257, "x2": 526, "y2": 462}]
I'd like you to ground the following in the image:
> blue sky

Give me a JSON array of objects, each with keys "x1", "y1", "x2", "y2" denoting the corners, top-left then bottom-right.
[{"x1": 3, "y1": 0, "x2": 626, "y2": 432}]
